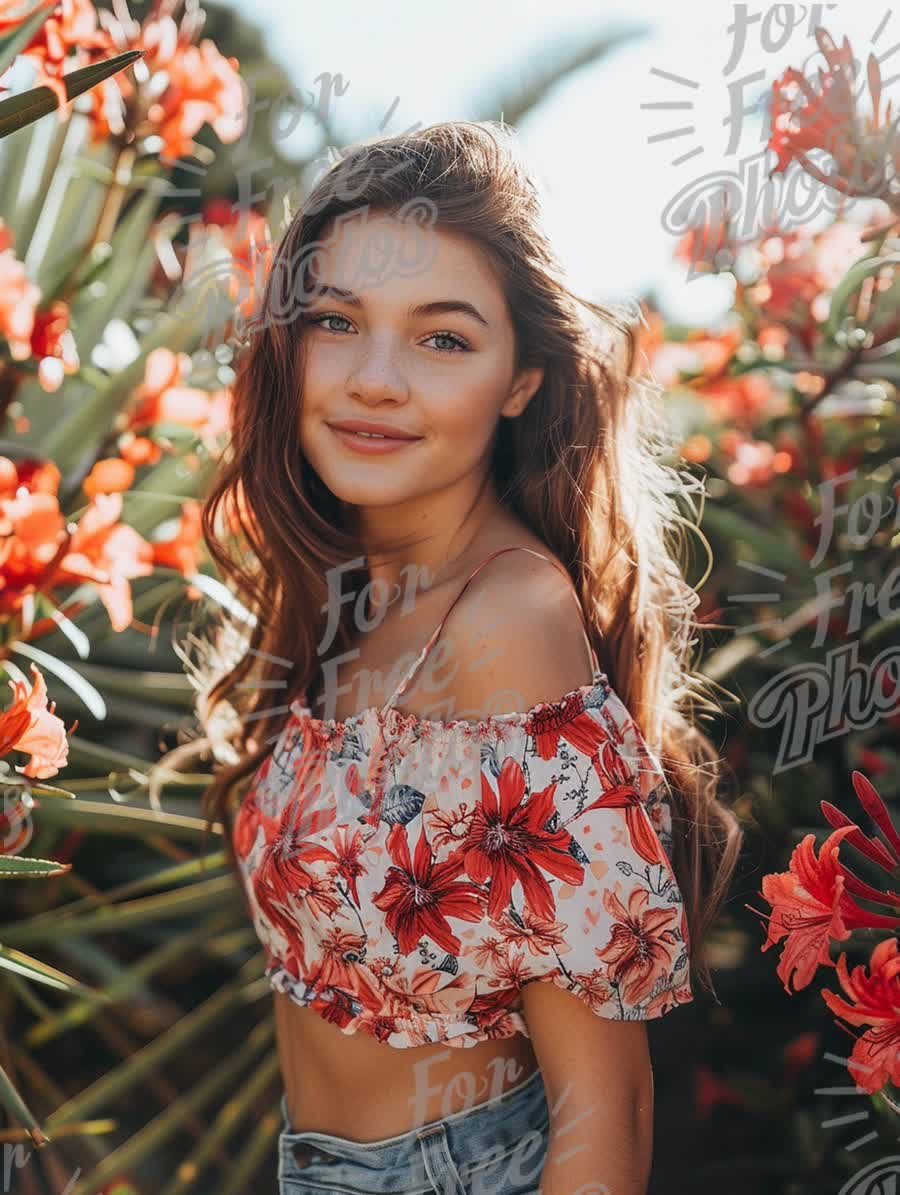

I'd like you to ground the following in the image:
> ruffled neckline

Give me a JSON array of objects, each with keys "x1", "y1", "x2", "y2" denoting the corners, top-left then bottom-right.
[{"x1": 288, "y1": 667, "x2": 607, "y2": 737}]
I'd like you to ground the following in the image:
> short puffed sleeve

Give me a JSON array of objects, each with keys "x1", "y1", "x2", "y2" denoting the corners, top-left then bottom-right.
[{"x1": 505, "y1": 688, "x2": 693, "y2": 1021}]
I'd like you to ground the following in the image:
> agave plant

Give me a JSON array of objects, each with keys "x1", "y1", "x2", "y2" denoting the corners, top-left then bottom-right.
[
  {"x1": 0, "y1": 1, "x2": 145, "y2": 139},
  {"x1": 0, "y1": 2, "x2": 287, "y2": 1192}
]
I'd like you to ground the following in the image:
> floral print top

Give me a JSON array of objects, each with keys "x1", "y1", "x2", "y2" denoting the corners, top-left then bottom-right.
[{"x1": 232, "y1": 663, "x2": 693, "y2": 1050}]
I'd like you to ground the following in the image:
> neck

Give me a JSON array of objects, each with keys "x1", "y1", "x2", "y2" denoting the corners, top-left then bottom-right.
[{"x1": 352, "y1": 474, "x2": 511, "y2": 610}]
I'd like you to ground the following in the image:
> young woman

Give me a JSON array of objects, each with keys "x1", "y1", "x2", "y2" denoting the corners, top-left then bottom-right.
[{"x1": 199, "y1": 120, "x2": 742, "y2": 1195}]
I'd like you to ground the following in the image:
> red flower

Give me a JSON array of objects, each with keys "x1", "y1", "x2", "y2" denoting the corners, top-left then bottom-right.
[
  {"x1": 694, "y1": 1063, "x2": 748, "y2": 1119},
  {"x1": 594, "y1": 886, "x2": 683, "y2": 1005},
  {"x1": 461, "y1": 757, "x2": 585, "y2": 921},
  {"x1": 768, "y1": 30, "x2": 858, "y2": 177},
  {"x1": 583, "y1": 739, "x2": 669, "y2": 869},
  {"x1": 822, "y1": 937, "x2": 900, "y2": 1096},
  {"x1": 372, "y1": 822, "x2": 484, "y2": 955},
  {"x1": 753, "y1": 825, "x2": 900, "y2": 994}
]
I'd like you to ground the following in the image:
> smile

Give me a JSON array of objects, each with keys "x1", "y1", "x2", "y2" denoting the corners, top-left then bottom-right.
[{"x1": 327, "y1": 426, "x2": 424, "y2": 455}]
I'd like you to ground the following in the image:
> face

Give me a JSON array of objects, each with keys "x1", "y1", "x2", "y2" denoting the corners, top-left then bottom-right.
[{"x1": 296, "y1": 210, "x2": 543, "y2": 514}]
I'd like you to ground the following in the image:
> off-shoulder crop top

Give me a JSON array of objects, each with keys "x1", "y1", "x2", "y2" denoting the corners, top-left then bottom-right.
[{"x1": 232, "y1": 546, "x2": 693, "y2": 1049}]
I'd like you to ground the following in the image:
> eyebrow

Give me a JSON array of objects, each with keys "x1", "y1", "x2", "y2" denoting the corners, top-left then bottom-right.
[{"x1": 306, "y1": 283, "x2": 490, "y2": 328}]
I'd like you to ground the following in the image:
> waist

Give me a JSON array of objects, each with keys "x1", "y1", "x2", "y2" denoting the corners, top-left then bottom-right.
[
  {"x1": 274, "y1": 993, "x2": 541, "y2": 1140},
  {"x1": 277, "y1": 1062, "x2": 549, "y2": 1193}
]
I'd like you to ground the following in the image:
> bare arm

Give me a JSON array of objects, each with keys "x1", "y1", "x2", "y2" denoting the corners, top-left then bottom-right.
[{"x1": 521, "y1": 978, "x2": 654, "y2": 1195}]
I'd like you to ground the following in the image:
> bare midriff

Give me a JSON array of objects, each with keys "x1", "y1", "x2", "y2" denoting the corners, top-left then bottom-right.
[{"x1": 274, "y1": 991, "x2": 540, "y2": 1141}]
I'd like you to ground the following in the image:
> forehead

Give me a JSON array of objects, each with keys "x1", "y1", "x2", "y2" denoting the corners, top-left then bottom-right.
[{"x1": 308, "y1": 210, "x2": 503, "y2": 307}]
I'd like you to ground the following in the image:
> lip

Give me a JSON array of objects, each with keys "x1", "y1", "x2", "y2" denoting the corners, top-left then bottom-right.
[
  {"x1": 327, "y1": 420, "x2": 422, "y2": 439},
  {"x1": 327, "y1": 423, "x2": 424, "y2": 455}
]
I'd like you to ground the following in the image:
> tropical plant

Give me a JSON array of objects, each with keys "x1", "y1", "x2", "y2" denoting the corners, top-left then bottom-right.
[{"x1": 634, "y1": 25, "x2": 900, "y2": 1194}]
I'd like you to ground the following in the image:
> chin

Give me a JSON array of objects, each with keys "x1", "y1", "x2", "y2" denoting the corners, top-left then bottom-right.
[{"x1": 317, "y1": 472, "x2": 418, "y2": 507}]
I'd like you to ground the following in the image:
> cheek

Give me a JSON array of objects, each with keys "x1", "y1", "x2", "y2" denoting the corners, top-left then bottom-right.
[{"x1": 426, "y1": 386, "x2": 501, "y2": 445}]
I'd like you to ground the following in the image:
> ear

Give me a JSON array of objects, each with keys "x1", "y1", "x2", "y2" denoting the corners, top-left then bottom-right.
[{"x1": 500, "y1": 366, "x2": 544, "y2": 419}]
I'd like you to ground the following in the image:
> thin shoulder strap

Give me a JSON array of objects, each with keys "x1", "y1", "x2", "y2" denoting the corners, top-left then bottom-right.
[{"x1": 379, "y1": 545, "x2": 600, "y2": 716}]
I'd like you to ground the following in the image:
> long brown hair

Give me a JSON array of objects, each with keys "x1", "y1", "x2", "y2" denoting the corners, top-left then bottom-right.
[{"x1": 188, "y1": 119, "x2": 742, "y2": 999}]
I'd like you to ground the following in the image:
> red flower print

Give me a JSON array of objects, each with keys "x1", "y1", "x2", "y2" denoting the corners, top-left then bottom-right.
[
  {"x1": 585, "y1": 740, "x2": 669, "y2": 869},
  {"x1": 306, "y1": 927, "x2": 384, "y2": 1006},
  {"x1": 462, "y1": 757, "x2": 585, "y2": 921},
  {"x1": 494, "y1": 906, "x2": 568, "y2": 960},
  {"x1": 253, "y1": 883, "x2": 308, "y2": 978},
  {"x1": 372, "y1": 822, "x2": 484, "y2": 955},
  {"x1": 328, "y1": 825, "x2": 368, "y2": 907},
  {"x1": 427, "y1": 802, "x2": 475, "y2": 851},
  {"x1": 553, "y1": 968, "x2": 617, "y2": 1013},
  {"x1": 528, "y1": 690, "x2": 608, "y2": 761},
  {"x1": 232, "y1": 790, "x2": 277, "y2": 861},
  {"x1": 595, "y1": 886, "x2": 682, "y2": 1006},
  {"x1": 485, "y1": 951, "x2": 539, "y2": 991},
  {"x1": 255, "y1": 800, "x2": 342, "y2": 920},
  {"x1": 821, "y1": 937, "x2": 900, "y2": 1096}
]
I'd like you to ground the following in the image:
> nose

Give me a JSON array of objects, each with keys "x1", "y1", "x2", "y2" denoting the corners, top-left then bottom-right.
[{"x1": 346, "y1": 338, "x2": 408, "y2": 404}]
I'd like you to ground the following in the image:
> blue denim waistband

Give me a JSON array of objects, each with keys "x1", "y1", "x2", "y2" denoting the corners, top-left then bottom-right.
[{"x1": 278, "y1": 1063, "x2": 548, "y2": 1186}]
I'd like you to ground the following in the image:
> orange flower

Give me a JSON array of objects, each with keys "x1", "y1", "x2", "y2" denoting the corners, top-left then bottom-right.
[
  {"x1": 699, "y1": 373, "x2": 784, "y2": 427},
  {"x1": 0, "y1": 488, "x2": 69, "y2": 619},
  {"x1": 82, "y1": 457, "x2": 135, "y2": 499},
  {"x1": 21, "y1": 491, "x2": 154, "y2": 632},
  {"x1": 17, "y1": 0, "x2": 114, "y2": 119},
  {"x1": 127, "y1": 348, "x2": 231, "y2": 453},
  {"x1": 0, "y1": 662, "x2": 70, "y2": 779},
  {"x1": 822, "y1": 938, "x2": 900, "y2": 1096},
  {"x1": 30, "y1": 300, "x2": 79, "y2": 392},
  {"x1": 0, "y1": 0, "x2": 56, "y2": 38},
  {"x1": 0, "y1": 455, "x2": 60, "y2": 498},
  {"x1": 119, "y1": 435, "x2": 162, "y2": 468},
  {"x1": 151, "y1": 500, "x2": 202, "y2": 576},
  {"x1": 135, "y1": 20, "x2": 244, "y2": 161},
  {"x1": 0, "y1": 231, "x2": 42, "y2": 361},
  {"x1": 58, "y1": 494, "x2": 154, "y2": 631}
]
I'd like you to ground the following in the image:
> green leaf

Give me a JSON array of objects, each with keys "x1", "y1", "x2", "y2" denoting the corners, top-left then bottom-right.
[
  {"x1": 0, "y1": 854, "x2": 71, "y2": 877},
  {"x1": 0, "y1": 1057, "x2": 46, "y2": 1144},
  {"x1": 825, "y1": 250, "x2": 900, "y2": 339},
  {"x1": 0, "y1": 944, "x2": 95, "y2": 994},
  {"x1": 8, "y1": 640, "x2": 107, "y2": 718},
  {"x1": 0, "y1": 2, "x2": 55, "y2": 78},
  {"x1": 0, "y1": 50, "x2": 145, "y2": 139}
]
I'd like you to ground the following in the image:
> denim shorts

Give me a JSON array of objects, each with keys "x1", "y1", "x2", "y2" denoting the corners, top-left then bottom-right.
[{"x1": 277, "y1": 1064, "x2": 550, "y2": 1194}]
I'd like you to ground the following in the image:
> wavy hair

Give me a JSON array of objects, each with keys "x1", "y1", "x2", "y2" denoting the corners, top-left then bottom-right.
[{"x1": 186, "y1": 119, "x2": 743, "y2": 999}]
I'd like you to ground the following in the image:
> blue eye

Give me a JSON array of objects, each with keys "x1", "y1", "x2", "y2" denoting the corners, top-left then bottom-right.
[{"x1": 306, "y1": 313, "x2": 471, "y2": 355}]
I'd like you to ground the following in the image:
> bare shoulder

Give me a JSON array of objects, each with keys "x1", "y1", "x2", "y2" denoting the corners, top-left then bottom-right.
[{"x1": 406, "y1": 543, "x2": 595, "y2": 722}]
